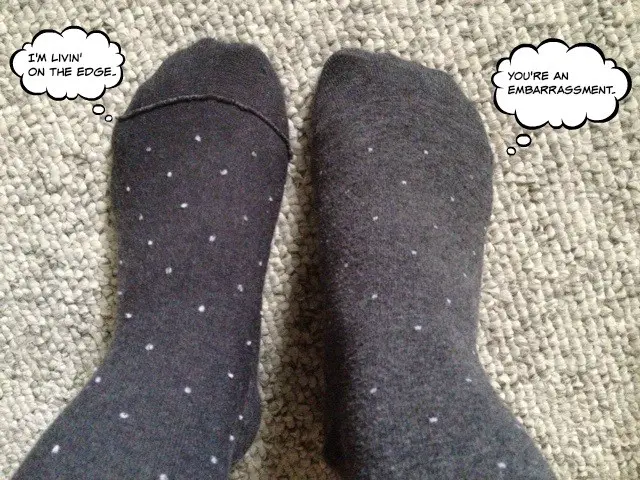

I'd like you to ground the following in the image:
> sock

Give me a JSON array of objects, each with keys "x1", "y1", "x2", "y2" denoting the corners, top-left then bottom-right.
[
  {"x1": 13, "y1": 39, "x2": 289, "y2": 480},
  {"x1": 311, "y1": 49, "x2": 556, "y2": 480}
]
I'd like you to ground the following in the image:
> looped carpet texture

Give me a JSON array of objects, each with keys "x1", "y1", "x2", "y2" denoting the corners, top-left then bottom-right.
[{"x1": 0, "y1": 1, "x2": 638, "y2": 479}]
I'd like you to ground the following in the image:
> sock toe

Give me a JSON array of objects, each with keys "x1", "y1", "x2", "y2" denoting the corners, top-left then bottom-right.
[{"x1": 124, "y1": 39, "x2": 287, "y2": 136}]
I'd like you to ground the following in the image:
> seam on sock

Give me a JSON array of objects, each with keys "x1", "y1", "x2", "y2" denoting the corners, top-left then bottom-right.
[{"x1": 118, "y1": 93, "x2": 290, "y2": 151}]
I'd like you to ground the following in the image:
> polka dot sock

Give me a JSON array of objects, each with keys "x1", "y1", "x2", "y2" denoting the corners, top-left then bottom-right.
[
  {"x1": 311, "y1": 50, "x2": 556, "y2": 479},
  {"x1": 13, "y1": 39, "x2": 289, "y2": 480}
]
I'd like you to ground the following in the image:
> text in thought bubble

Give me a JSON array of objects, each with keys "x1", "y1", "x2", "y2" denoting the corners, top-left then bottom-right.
[
  {"x1": 10, "y1": 26, "x2": 124, "y2": 101},
  {"x1": 493, "y1": 39, "x2": 631, "y2": 130}
]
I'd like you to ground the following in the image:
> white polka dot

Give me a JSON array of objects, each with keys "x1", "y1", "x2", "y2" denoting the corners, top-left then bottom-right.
[
  {"x1": 125, "y1": 185, "x2": 130, "y2": 192},
  {"x1": 450, "y1": 196, "x2": 455, "y2": 202},
  {"x1": 251, "y1": 151, "x2": 257, "y2": 157},
  {"x1": 229, "y1": 435, "x2": 235, "y2": 441},
  {"x1": 465, "y1": 377, "x2": 472, "y2": 383},
  {"x1": 209, "y1": 235, "x2": 216, "y2": 242},
  {"x1": 401, "y1": 180, "x2": 407, "y2": 185},
  {"x1": 434, "y1": 224, "x2": 439, "y2": 229},
  {"x1": 198, "y1": 305, "x2": 206, "y2": 312},
  {"x1": 237, "y1": 284, "x2": 244, "y2": 292},
  {"x1": 372, "y1": 216, "x2": 379, "y2": 221},
  {"x1": 195, "y1": 135, "x2": 201, "y2": 142},
  {"x1": 367, "y1": 147, "x2": 373, "y2": 152},
  {"x1": 238, "y1": 414, "x2": 244, "y2": 421},
  {"x1": 125, "y1": 312, "x2": 132, "y2": 319},
  {"x1": 165, "y1": 267, "x2": 172, "y2": 274},
  {"x1": 411, "y1": 250, "x2": 417, "y2": 256},
  {"x1": 429, "y1": 417, "x2": 438, "y2": 423},
  {"x1": 414, "y1": 325, "x2": 422, "y2": 331},
  {"x1": 242, "y1": 215, "x2": 248, "y2": 222},
  {"x1": 258, "y1": 261, "x2": 263, "y2": 266},
  {"x1": 51, "y1": 445, "x2": 60, "y2": 454},
  {"x1": 470, "y1": 174, "x2": 474, "y2": 179},
  {"x1": 268, "y1": 196, "x2": 274, "y2": 202},
  {"x1": 246, "y1": 340, "x2": 252, "y2": 346},
  {"x1": 117, "y1": 290, "x2": 123, "y2": 296},
  {"x1": 497, "y1": 462, "x2": 507, "y2": 469},
  {"x1": 118, "y1": 260, "x2": 123, "y2": 265},
  {"x1": 463, "y1": 272, "x2": 468, "y2": 278},
  {"x1": 369, "y1": 387, "x2": 378, "y2": 394},
  {"x1": 371, "y1": 293, "x2": 378, "y2": 300},
  {"x1": 227, "y1": 372, "x2": 234, "y2": 379},
  {"x1": 220, "y1": 169, "x2": 228, "y2": 176},
  {"x1": 423, "y1": 149, "x2": 429, "y2": 155},
  {"x1": 148, "y1": 240, "x2": 154, "y2": 246},
  {"x1": 94, "y1": 376, "x2": 102, "y2": 383},
  {"x1": 138, "y1": 214, "x2": 144, "y2": 220},
  {"x1": 184, "y1": 386, "x2": 192, "y2": 394},
  {"x1": 145, "y1": 146, "x2": 152, "y2": 152},
  {"x1": 472, "y1": 250, "x2": 477, "y2": 256},
  {"x1": 119, "y1": 412, "x2": 129, "y2": 419},
  {"x1": 167, "y1": 171, "x2": 172, "y2": 177},
  {"x1": 145, "y1": 343, "x2": 154, "y2": 351},
  {"x1": 180, "y1": 203, "x2": 188, "y2": 209},
  {"x1": 446, "y1": 298, "x2": 452, "y2": 305},
  {"x1": 344, "y1": 262, "x2": 349, "y2": 267},
  {"x1": 210, "y1": 456, "x2": 218, "y2": 464},
  {"x1": 159, "y1": 475, "x2": 169, "y2": 480}
]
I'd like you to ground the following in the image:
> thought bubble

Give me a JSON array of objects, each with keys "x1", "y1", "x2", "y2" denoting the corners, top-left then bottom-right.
[
  {"x1": 10, "y1": 26, "x2": 124, "y2": 101},
  {"x1": 92, "y1": 104, "x2": 105, "y2": 115},
  {"x1": 492, "y1": 39, "x2": 631, "y2": 130},
  {"x1": 516, "y1": 134, "x2": 531, "y2": 147}
]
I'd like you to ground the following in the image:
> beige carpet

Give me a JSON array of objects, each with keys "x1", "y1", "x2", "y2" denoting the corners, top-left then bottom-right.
[{"x1": 1, "y1": 1, "x2": 638, "y2": 479}]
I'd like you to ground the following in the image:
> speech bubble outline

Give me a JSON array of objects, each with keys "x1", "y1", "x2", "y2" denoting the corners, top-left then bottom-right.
[
  {"x1": 492, "y1": 38, "x2": 632, "y2": 131},
  {"x1": 10, "y1": 25, "x2": 125, "y2": 102}
]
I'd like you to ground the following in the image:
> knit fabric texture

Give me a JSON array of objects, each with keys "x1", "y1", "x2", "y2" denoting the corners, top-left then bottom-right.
[
  {"x1": 312, "y1": 49, "x2": 556, "y2": 480},
  {"x1": 12, "y1": 39, "x2": 289, "y2": 479},
  {"x1": 1, "y1": 2, "x2": 638, "y2": 479}
]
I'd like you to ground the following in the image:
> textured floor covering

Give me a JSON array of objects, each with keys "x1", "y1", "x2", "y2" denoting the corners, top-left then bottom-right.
[{"x1": 1, "y1": 1, "x2": 638, "y2": 479}]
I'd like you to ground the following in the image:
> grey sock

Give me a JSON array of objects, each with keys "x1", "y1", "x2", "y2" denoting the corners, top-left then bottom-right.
[
  {"x1": 13, "y1": 39, "x2": 289, "y2": 480},
  {"x1": 311, "y1": 49, "x2": 556, "y2": 480}
]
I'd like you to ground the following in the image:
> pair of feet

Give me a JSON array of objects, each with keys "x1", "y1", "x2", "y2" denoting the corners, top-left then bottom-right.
[{"x1": 14, "y1": 40, "x2": 555, "y2": 479}]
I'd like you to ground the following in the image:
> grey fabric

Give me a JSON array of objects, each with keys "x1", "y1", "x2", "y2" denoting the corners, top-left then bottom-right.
[
  {"x1": 12, "y1": 39, "x2": 289, "y2": 480},
  {"x1": 311, "y1": 49, "x2": 556, "y2": 480}
]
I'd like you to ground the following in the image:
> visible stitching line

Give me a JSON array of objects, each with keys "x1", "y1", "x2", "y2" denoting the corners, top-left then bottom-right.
[{"x1": 118, "y1": 93, "x2": 290, "y2": 151}]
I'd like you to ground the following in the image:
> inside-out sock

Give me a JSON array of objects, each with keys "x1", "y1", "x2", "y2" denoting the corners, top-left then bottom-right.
[
  {"x1": 311, "y1": 49, "x2": 556, "y2": 480},
  {"x1": 13, "y1": 39, "x2": 289, "y2": 480}
]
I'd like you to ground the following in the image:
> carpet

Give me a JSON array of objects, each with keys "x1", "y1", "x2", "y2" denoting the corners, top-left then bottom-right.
[{"x1": 0, "y1": 1, "x2": 638, "y2": 478}]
